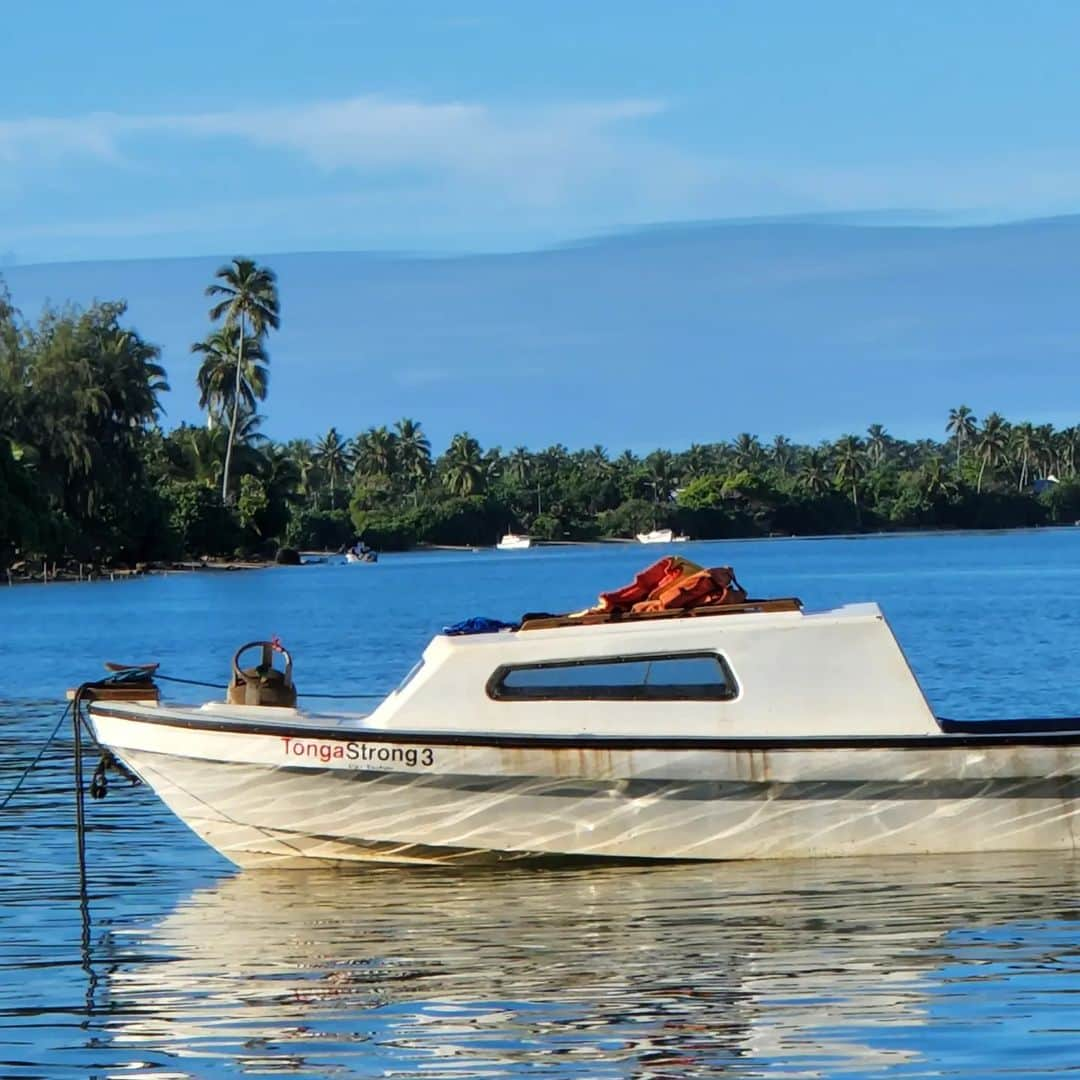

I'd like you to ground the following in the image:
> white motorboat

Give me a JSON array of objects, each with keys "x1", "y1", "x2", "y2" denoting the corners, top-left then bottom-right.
[
  {"x1": 84, "y1": 564, "x2": 1080, "y2": 869},
  {"x1": 345, "y1": 542, "x2": 377, "y2": 563},
  {"x1": 636, "y1": 528, "x2": 689, "y2": 544},
  {"x1": 496, "y1": 532, "x2": 532, "y2": 550}
]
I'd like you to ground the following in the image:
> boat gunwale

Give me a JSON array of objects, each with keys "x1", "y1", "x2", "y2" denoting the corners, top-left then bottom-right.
[{"x1": 86, "y1": 703, "x2": 1080, "y2": 750}]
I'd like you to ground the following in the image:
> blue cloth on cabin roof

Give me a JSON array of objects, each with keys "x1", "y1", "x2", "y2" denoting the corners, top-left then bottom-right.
[{"x1": 442, "y1": 617, "x2": 517, "y2": 636}]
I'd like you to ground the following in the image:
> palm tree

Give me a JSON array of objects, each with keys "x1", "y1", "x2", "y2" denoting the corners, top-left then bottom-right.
[
  {"x1": 393, "y1": 417, "x2": 431, "y2": 492},
  {"x1": 1034, "y1": 423, "x2": 1056, "y2": 480},
  {"x1": 205, "y1": 258, "x2": 280, "y2": 503},
  {"x1": 352, "y1": 426, "x2": 397, "y2": 480},
  {"x1": 178, "y1": 423, "x2": 227, "y2": 485},
  {"x1": 833, "y1": 435, "x2": 866, "y2": 507},
  {"x1": 946, "y1": 406, "x2": 977, "y2": 472},
  {"x1": 731, "y1": 433, "x2": 764, "y2": 472},
  {"x1": 192, "y1": 326, "x2": 268, "y2": 427},
  {"x1": 584, "y1": 444, "x2": 611, "y2": 474},
  {"x1": 798, "y1": 450, "x2": 831, "y2": 496},
  {"x1": 506, "y1": 446, "x2": 532, "y2": 488},
  {"x1": 259, "y1": 444, "x2": 302, "y2": 519},
  {"x1": 975, "y1": 412, "x2": 1008, "y2": 493},
  {"x1": 920, "y1": 457, "x2": 958, "y2": 501},
  {"x1": 98, "y1": 328, "x2": 169, "y2": 423},
  {"x1": 865, "y1": 424, "x2": 890, "y2": 467},
  {"x1": 770, "y1": 435, "x2": 795, "y2": 475},
  {"x1": 314, "y1": 427, "x2": 351, "y2": 504},
  {"x1": 282, "y1": 439, "x2": 321, "y2": 508},
  {"x1": 644, "y1": 450, "x2": 676, "y2": 504},
  {"x1": 1057, "y1": 426, "x2": 1080, "y2": 480},
  {"x1": 1010, "y1": 422, "x2": 1039, "y2": 492},
  {"x1": 443, "y1": 432, "x2": 484, "y2": 496},
  {"x1": 680, "y1": 443, "x2": 713, "y2": 479}
]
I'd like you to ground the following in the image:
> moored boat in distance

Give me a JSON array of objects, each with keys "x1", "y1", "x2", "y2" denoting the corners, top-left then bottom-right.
[
  {"x1": 636, "y1": 528, "x2": 689, "y2": 544},
  {"x1": 496, "y1": 532, "x2": 532, "y2": 550},
  {"x1": 344, "y1": 540, "x2": 377, "y2": 563},
  {"x1": 83, "y1": 559, "x2": 1080, "y2": 869}
]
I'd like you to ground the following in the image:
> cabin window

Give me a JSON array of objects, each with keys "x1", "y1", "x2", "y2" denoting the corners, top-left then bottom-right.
[{"x1": 487, "y1": 653, "x2": 736, "y2": 702}]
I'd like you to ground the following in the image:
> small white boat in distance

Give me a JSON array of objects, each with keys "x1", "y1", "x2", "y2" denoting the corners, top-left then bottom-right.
[
  {"x1": 496, "y1": 532, "x2": 532, "y2": 550},
  {"x1": 83, "y1": 561, "x2": 1080, "y2": 869},
  {"x1": 637, "y1": 527, "x2": 689, "y2": 544},
  {"x1": 345, "y1": 542, "x2": 377, "y2": 563}
]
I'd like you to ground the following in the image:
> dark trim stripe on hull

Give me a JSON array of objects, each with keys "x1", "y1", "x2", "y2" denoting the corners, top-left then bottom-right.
[{"x1": 89, "y1": 704, "x2": 1080, "y2": 750}]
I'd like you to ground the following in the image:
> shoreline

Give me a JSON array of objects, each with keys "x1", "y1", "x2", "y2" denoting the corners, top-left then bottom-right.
[
  {"x1": 7, "y1": 524, "x2": 1077, "y2": 585},
  {"x1": 4, "y1": 558, "x2": 268, "y2": 586}
]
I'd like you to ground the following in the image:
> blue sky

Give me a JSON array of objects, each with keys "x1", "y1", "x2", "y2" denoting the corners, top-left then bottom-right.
[{"x1": 5, "y1": 1, "x2": 1080, "y2": 264}]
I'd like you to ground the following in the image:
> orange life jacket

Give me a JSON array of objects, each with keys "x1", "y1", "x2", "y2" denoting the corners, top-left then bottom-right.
[
  {"x1": 630, "y1": 566, "x2": 746, "y2": 613},
  {"x1": 597, "y1": 556, "x2": 703, "y2": 612}
]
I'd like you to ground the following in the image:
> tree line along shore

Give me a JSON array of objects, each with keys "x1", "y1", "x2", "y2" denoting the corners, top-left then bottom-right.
[{"x1": 3, "y1": 260, "x2": 1079, "y2": 577}]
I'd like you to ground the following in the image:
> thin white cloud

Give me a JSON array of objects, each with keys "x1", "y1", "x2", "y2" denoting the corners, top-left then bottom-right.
[
  {"x1": 0, "y1": 96, "x2": 673, "y2": 207},
  {"x1": 0, "y1": 113, "x2": 126, "y2": 165},
  {"x1": 5, "y1": 95, "x2": 1080, "y2": 261}
]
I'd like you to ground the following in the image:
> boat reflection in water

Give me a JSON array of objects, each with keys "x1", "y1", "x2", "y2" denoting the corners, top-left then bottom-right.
[{"x1": 99, "y1": 852, "x2": 1079, "y2": 1077}]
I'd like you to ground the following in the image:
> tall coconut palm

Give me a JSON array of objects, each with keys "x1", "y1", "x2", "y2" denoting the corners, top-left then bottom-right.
[
  {"x1": 731, "y1": 433, "x2": 764, "y2": 472},
  {"x1": 285, "y1": 439, "x2": 322, "y2": 508},
  {"x1": 98, "y1": 329, "x2": 170, "y2": 431},
  {"x1": 584, "y1": 444, "x2": 611, "y2": 474},
  {"x1": 482, "y1": 447, "x2": 503, "y2": 487},
  {"x1": 192, "y1": 327, "x2": 268, "y2": 428},
  {"x1": 946, "y1": 405, "x2": 977, "y2": 472},
  {"x1": 1034, "y1": 423, "x2": 1056, "y2": 480},
  {"x1": 644, "y1": 450, "x2": 677, "y2": 504},
  {"x1": 975, "y1": 412, "x2": 1008, "y2": 493},
  {"x1": 393, "y1": 417, "x2": 432, "y2": 492},
  {"x1": 314, "y1": 427, "x2": 352, "y2": 504},
  {"x1": 798, "y1": 449, "x2": 830, "y2": 496},
  {"x1": 681, "y1": 442, "x2": 713, "y2": 479},
  {"x1": 180, "y1": 423, "x2": 228, "y2": 486},
  {"x1": 443, "y1": 432, "x2": 484, "y2": 496},
  {"x1": 506, "y1": 446, "x2": 532, "y2": 488},
  {"x1": 1057, "y1": 426, "x2": 1080, "y2": 480},
  {"x1": 205, "y1": 258, "x2": 280, "y2": 503},
  {"x1": 259, "y1": 444, "x2": 302, "y2": 519},
  {"x1": 865, "y1": 424, "x2": 890, "y2": 467},
  {"x1": 920, "y1": 457, "x2": 958, "y2": 501},
  {"x1": 352, "y1": 426, "x2": 397, "y2": 481},
  {"x1": 770, "y1": 435, "x2": 795, "y2": 475},
  {"x1": 833, "y1": 435, "x2": 866, "y2": 507},
  {"x1": 1010, "y1": 422, "x2": 1038, "y2": 492}
]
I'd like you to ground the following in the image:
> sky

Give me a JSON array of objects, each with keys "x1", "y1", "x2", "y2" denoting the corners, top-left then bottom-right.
[{"x1": 5, "y1": 1, "x2": 1080, "y2": 264}]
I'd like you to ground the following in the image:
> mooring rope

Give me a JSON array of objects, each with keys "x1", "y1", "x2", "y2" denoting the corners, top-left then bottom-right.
[
  {"x1": 0, "y1": 662, "x2": 386, "y2": 816},
  {"x1": 0, "y1": 702, "x2": 72, "y2": 812}
]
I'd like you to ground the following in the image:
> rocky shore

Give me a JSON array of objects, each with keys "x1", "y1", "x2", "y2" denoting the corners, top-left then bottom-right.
[{"x1": 4, "y1": 558, "x2": 270, "y2": 585}]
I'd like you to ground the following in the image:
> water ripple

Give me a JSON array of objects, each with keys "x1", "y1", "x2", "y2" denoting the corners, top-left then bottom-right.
[{"x1": 2, "y1": 535, "x2": 1080, "y2": 1075}]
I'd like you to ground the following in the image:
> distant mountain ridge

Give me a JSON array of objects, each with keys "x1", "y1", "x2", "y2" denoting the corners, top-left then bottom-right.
[{"x1": 4, "y1": 216, "x2": 1080, "y2": 452}]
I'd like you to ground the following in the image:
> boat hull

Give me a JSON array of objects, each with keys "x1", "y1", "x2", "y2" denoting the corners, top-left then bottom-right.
[{"x1": 91, "y1": 710, "x2": 1080, "y2": 867}]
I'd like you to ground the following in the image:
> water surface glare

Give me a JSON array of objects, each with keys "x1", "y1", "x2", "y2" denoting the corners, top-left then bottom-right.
[{"x1": 2, "y1": 532, "x2": 1079, "y2": 1076}]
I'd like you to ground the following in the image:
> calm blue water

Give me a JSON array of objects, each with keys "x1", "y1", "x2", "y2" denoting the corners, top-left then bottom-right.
[{"x1": 1, "y1": 532, "x2": 1079, "y2": 1077}]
